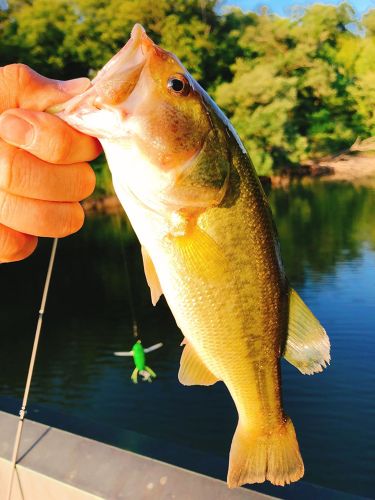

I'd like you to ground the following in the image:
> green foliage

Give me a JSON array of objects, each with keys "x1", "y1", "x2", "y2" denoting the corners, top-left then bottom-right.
[
  {"x1": 1, "y1": 1, "x2": 375, "y2": 183},
  {"x1": 0, "y1": 0, "x2": 219, "y2": 82},
  {"x1": 215, "y1": 3, "x2": 365, "y2": 172}
]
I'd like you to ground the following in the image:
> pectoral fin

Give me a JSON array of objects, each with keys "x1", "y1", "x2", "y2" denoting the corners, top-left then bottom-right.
[
  {"x1": 284, "y1": 288, "x2": 330, "y2": 375},
  {"x1": 171, "y1": 225, "x2": 227, "y2": 283},
  {"x1": 141, "y1": 246, "x2": 163, "y2": 306}
]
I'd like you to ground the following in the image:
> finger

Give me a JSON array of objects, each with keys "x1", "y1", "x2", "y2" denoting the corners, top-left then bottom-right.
[
  {"x1": 0, "y1": 109, "x2": 102, "y2": 163},
  {"x1": 0, "y1": 64, "x2": 91, "y2": 113},
  {"x1": 0, "y1": 191, "x2": 84, "y2": 238},
  {"x1": 0, "y1": 224, "x2": 37, "y2": 262},
  {"x1": 0, "y1": 141, "x2": 96, "y2": 201}
]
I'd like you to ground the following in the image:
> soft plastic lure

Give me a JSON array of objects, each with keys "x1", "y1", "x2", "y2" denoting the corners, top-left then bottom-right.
[{"x1": 114, "y1": 340, "x2": 162, "y2": 383}]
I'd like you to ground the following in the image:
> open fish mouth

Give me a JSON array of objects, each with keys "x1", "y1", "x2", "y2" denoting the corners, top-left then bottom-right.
[
  {"x1": 52, "y1": 23, "x2": 154, "y2": 136},
  {"x1": 89, "y1": 23, "x2": 153, "y2": 107}
]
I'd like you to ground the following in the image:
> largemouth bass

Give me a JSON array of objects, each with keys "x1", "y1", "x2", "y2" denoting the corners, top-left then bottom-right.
[{"x1": 56, "y1": 24, "x2": 330, "y2": 488}]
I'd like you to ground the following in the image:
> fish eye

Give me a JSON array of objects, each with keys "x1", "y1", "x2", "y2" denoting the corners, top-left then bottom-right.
[{"x1": 167, "y1": 74, "x2": 190, "y2": 96}]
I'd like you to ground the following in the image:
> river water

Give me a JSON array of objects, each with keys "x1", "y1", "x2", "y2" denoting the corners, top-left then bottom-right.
[{"x1": 1, "y1": 181, "x2": 374, "y2": 498}]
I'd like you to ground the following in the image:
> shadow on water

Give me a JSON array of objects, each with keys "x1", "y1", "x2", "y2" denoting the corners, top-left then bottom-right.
[{"x1": 1, "y1": 181, "x2": 374, "y2": 497}]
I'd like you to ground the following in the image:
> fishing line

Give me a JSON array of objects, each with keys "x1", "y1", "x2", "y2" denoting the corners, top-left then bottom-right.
[
  {"x1": 113, "y1": 215, "x2": 163, "y2": 383},
  {"x1": 115, "y1": 214, "x2": 139, "y2": 339},
  {"x1": 6, "y1": 237, "x2": 58, "y2": 500}
]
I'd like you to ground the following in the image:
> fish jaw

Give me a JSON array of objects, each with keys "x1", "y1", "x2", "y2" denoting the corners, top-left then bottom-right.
[{"x1": 54, "y1": 23, "x2": 154, "y2": 139}]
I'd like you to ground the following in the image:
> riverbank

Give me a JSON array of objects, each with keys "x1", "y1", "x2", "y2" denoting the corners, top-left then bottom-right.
[
  {"x1": 319, "y1": 154, "x2": 375, "y2": 183},
  {"x1": 270, "y1": 154, "x2": 375, "y2": 187}
]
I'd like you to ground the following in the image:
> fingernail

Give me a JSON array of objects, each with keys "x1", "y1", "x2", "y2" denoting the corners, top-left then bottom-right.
[
  {"x1": 0, "y1": 113, "x2": 34, "y2": 147},
  {"x1": 59, "y1": 77, "x2": 91, "y2": 94}
]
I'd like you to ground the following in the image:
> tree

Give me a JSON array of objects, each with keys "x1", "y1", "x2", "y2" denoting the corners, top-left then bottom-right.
[
  {"x1": 1, "y1": 0, "x2": 374, "y2": 182},
  {"x1": 0, "y1": 0, "x2": 220, "y2": 82},
  {"x1": 215, "y1": 4, "x2": 363, "y2": 174},
  {"x1": 345, "y1": 9, "x2": 375, "y2": 136}
]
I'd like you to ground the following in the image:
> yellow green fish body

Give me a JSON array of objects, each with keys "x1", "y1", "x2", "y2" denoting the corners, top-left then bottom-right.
[
  {"x1": 111, "y1": 128, "x2": 301, "y2": 487},
  {"x1": 58, "y1": 24, "x2": 330, "y2": 487}
]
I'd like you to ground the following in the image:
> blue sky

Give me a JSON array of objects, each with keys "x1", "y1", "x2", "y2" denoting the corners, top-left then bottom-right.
[{"x1": 227, "y1": 0, "x2": 375, "y2": 16}]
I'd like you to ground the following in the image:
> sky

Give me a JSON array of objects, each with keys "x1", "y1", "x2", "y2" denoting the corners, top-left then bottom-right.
[
  {"x1": 0, "y1": 0, "x2": 373, "y2": 16},
  {"x1": 227, "y1": 0, "x2": 375, "y2": 16},
  {"x1": 0, "y1": 0, "x2": 373, "y2": 17}
]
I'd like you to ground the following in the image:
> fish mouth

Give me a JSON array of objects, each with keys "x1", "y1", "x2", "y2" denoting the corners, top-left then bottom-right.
[
  {"x1": 53, "y1": 24, "x2": 154, "y2": 134},
  {"x1": 90, "y1": 23, "x2": 153, "y2": 106}
]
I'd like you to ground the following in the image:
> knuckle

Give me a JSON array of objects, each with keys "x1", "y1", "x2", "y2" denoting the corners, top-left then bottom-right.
[
  {"x1": 0, "y1": 147, "x2": 32, "y2": 197},
  {"x1": 0, "y1": 64, "x2": 33, "y2": 90},
  {"x1": 47, "y1": 126, "x2": 73, "y2": 163}
]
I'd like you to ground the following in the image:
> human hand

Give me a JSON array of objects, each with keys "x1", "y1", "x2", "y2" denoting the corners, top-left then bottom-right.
[{"x1": 0, "y1": 64, "x2": 101, "y2": 263}]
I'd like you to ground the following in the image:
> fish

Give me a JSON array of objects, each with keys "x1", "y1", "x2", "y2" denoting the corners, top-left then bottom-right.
[{"x1": 55, "y1": 24, "x2": 330, "y2": 488}]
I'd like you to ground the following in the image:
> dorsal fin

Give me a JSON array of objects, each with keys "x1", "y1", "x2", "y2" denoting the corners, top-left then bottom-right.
[
  {"x1": 179, "y1": 339, "x2": 219, "y2": 386},
  {"x1": 141, "y1": 246, "x2": 163, "y2": 306},
  {"x1": 284, "y1": 289, "x2": 330, "y2": 375}
]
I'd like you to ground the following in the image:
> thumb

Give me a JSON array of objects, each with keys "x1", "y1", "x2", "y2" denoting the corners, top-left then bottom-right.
[
  {"x1": 41, "y1": 77, "x2": 92, "y2": 112},
  {"x1": 25, "y1": 74, "x2": 92, "y2": 111},
  {"x1": 0, "y1": 64, "x2": 91, "y2": 113},
  {"x1": 54, "y1": 78, "x2": 91, "y2": 99}
]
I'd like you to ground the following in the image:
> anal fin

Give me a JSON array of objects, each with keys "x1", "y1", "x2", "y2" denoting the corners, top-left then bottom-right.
[
  {"x1": 284, "y1": 288, "x2": 330, "y2": 375},
  {"x1": 179, "y1": 340, "x2": 219, "y2": 386},
  {"x1": 141, "y1": 246, "x2": 163, "y2": 306}
]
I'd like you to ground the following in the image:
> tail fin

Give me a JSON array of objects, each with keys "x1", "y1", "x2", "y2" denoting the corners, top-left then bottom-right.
[{"x1": 227, "y1": 417, "x2": 304, "y2": 488}]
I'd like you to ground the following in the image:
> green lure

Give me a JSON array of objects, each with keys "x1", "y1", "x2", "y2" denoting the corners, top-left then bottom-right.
[
  {"x1": 114, "y1": 340, "x2": 162, "y2": 383},
  {"x1": 131, "y1": 340, "x2": 156, "y2": 383}
]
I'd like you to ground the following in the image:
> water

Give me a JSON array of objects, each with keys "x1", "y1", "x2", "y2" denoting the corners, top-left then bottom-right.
[{"x1": 1, "y1": 181, "x2": 374, "y2": 498}]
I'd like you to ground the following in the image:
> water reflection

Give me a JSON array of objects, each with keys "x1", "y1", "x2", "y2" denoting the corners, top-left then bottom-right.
[
  {"x1": 1, "y1": 181, "x2": 374, "y2": 497},
  {"x1": 269, "y1": 182, "x2": 375, "y2": 285}
]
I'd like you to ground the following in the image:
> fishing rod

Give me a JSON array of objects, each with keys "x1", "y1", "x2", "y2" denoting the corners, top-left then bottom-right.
[{"x1": 6, "y1": 238, "x2": 58, "y2": 500}]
